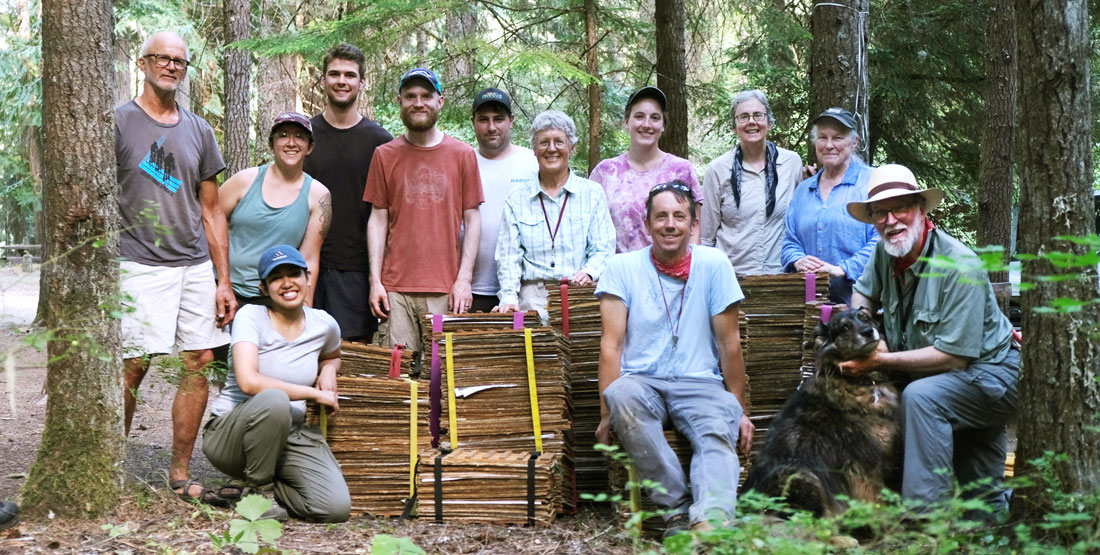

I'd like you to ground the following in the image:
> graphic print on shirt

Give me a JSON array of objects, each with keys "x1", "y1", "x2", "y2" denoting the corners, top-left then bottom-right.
[
  {"x1": 138, "y1": 137, "x2": 183, "y2": 194},
  {"x1": 404, "y1": 163, "x2": 448, "y2": 209}
]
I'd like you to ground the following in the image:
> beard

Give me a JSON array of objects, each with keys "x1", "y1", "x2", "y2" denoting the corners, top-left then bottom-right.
[
  {"x1": 883, "y1": 225, "x2": 919, "y2": 257},
  {"x1": 401, "y1": 108, "x2": 440, "y2": 132},
  {"x1": 326, "y1": 90, "x2": 358, "y2": 110}
]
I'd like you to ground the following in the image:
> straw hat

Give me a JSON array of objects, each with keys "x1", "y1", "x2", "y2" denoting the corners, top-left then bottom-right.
[{"x1": 846, "y1": 164, "x2": 945, "y2": 224}]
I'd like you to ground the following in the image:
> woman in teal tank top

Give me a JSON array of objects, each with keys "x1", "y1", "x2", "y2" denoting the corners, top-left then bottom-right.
[{"x1": 219, "y1": 112, "x2": 333, "y2": 306}]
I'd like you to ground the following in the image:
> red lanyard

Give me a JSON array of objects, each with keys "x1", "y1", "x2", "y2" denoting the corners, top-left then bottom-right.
[
  {"x1": 655, "y1": 265, "x2": 687, "y2": 348},
  {"x1": 539, "y1": 191, "x2": 569, "y2": 267}
]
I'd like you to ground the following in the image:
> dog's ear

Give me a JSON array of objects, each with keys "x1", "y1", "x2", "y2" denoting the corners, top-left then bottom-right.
[{"x1": 805, "y1": 319, "x2": 830, "y2": 352}]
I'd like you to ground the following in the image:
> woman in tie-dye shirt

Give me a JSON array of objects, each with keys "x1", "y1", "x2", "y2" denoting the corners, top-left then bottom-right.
[{"x1": 590, "y1": 86, "x2": 701, "y2": 253}]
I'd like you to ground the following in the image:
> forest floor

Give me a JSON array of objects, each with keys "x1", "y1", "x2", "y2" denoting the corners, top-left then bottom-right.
[{"x1": 0, "y1": 265, "x2": 640, "y2": 554}]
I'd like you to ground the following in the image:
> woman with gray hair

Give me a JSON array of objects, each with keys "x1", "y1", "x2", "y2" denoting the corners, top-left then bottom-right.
[
  {"x1": 493, "y1": 110, "x2": 615, "y2": 317},
  {"x1": 780, "y1": 108, "x2": 877, "y2": 304},
  {"x1": 701, "y1": 89, "x2": 803, "y2": 275}
]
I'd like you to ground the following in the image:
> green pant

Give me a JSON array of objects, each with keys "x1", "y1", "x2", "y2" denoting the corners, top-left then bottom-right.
[{"x1": 203, "y1": 388, "x2": 351, "y2": 522}]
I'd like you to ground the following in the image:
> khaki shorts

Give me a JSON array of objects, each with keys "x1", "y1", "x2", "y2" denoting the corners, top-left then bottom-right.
[
  {"x1": 120, "y1": 259, "x2": 230, "y2": 358},
  {"x1": 385, "y1": 291, "x2": 449, "y2": 353}
]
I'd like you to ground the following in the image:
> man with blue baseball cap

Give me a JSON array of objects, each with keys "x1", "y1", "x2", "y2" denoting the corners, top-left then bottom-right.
[
  {"x1": 203, "y1": 244, "x2": 350, "y2": 522},
  {"x1": 364, "y1": 68, "x2": 484, "y2": 355}
]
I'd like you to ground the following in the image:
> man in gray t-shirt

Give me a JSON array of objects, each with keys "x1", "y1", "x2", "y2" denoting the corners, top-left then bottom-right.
[{"x1": 118, "y1": 30, "x2": 236, "y2": 506}]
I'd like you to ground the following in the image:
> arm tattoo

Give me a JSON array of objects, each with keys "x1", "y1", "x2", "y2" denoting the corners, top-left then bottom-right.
[{"x1": 319, "y1": 193, "x2": 332, "y2": 237}]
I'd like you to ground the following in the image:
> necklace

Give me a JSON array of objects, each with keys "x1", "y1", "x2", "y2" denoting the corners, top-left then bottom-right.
[
  {"x1": 654, "y1": 264, "x2": 687, "y2": 348},
  {"x1": 538, "y1": 190, "x2": 569, "y2": 268}
]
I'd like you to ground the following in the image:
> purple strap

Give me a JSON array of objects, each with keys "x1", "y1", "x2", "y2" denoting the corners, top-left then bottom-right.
[
  {"x1": 429, "y1": 313, "x2": 443, "y2": 447},
  {"x1": 805, "y1": 272, "x2": 816, "y2": 303},
  {"x1": 513, "y1": 311, "x2": 525, "y2": 330},
  {"x1": 821, "y1": 304, "x2": 833, "y2": 324}
]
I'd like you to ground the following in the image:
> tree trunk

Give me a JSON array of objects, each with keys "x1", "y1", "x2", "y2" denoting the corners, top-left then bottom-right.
[
  {"x1": 585, "y1": 0, "x2": 601, "y2": 174},
  {"x1": 21, "y1": 0, "x2": 124, "y2": 518},
  {"x1": 444, "y1": 5, "x2": 478, "y2": 88},
  {"x1": 809, "y1": 0, "x2": 870, "y2": 162},
  {"x1": 1011, "y1": 0, "x2": 1100, "y2": 529},
  {"x1": 114, "y1": 32, "x2": 133, "y2": 107},
  {"x1": 254, "y1": 0, "x2": 299, "y2": 163},
  {"x1": 655, "y1": 0, "x2": 688, "y2": 159},
  {"x1": 223, "y1": 0, "x2": 251, "y2": 175},
  {"x1": 977, "y1": 0, "x2": 1016, "y2": 283}
]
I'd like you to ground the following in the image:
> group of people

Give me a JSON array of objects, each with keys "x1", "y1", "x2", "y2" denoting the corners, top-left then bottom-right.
[{"x1": 116, "y1": 29, "x2": 1018, "y2": 531}]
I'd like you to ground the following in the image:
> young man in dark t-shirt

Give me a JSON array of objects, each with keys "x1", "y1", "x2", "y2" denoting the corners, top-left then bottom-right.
[{"x1": 303, "y1": 43, "x2": 393, "y2": 342}]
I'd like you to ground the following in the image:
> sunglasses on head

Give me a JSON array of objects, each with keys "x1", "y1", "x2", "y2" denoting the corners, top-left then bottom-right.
[{"x1": 650, "y1": 182, "x2": 691, "y2": 194}]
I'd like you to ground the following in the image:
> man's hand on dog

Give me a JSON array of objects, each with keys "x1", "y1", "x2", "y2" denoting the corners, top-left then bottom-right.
[{"x1": 839, "y1": 340, "x2": 890, "y2": 377}]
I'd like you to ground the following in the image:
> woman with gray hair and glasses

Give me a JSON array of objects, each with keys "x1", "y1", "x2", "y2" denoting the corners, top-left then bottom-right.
[
  {"x1": 493, "y1": 110, "x2": 615, "y2": 318},
  {"x1": 701, "y1": 89, "x2": 802, "y2": 276}
]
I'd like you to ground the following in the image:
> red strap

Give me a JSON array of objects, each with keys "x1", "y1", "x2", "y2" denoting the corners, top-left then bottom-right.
[
  {"x1": 805, "y1": 272, "x2": 816, "y2": 303},
  {"x1": 513, "y1": 311, "x2": 526, "y2": 330},
  {"x1": 388, "y1": 343, "x2": 405, "y2": 379},
  {"x1": 560, "y1": 279, "x2": 571, "y2": 337}
]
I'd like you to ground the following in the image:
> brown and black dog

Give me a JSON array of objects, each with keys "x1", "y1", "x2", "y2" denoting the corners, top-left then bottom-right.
[{"x1": 744, "y1": 307, "x2": 900, "y2": 517}]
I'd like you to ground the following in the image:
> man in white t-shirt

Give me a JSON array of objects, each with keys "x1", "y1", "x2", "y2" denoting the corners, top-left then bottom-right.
[{"x1": 467, "y1": 87, "x2": 538, "y2": 312}]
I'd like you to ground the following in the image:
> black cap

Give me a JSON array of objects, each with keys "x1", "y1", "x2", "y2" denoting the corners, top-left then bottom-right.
[
  {"x1": 624, "y1": 86, "x2": 667, "y2": 118},
  {"x1": 472, "y1": 87, "x2": 512, "y2": 115},
  {"x1": 812, "y1": 107, "x2": 857, "y2": 130}
]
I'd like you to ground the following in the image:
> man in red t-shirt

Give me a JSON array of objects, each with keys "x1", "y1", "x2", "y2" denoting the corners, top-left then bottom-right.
[{"x1": 364, "y1": 68, "x2": 483, "y2": 353}]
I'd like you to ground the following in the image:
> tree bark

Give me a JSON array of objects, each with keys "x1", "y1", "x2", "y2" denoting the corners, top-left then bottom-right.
[
  {"x1": 223, "y1": 0, "x2": 251, "y2": 175},
  {"x1": 809, "y1": 0, "x2": 870, "y2": 162},
  {"x1": 21, "y1": 0, "x2": 124, "y2": 518},
  {"x1": 977, "y1": 0, "x2": 1016, "y2": 283},
  {"x1": 655, "y1": 0, "x2": 688, "y2": 159},
  {"x1": 585, "y1": 0, "x2": 601, "y2": 174},
  {"x1": 1011, "y1": 0, "x2": 1100, "y2": 528},
  {"x1": 254, "y1": 0, "x2": 299, "y2": 163},
  {"x1": 444, "y1": 5, "x2": 478, "y2": 88}
]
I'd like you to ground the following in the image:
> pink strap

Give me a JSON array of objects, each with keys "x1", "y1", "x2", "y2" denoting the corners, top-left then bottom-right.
[
  {"x1": 820, "y1": 304, "x2": 833, "y2": 324},
  {"x1": 388, "y1": 343, "x2": 405, "y2": 379},
  {"x1": 805, "y1": 272, "x2": 816, "y2": 303},
  {"x1": 560, "y1": 279, "x2": 571, "y2": 337},
  {"x1": 429, "y1": 314, "x2": 443, "y2": 447},
  {"x1": 513, "y1": 311, "x2": 526, "y2": 330}
]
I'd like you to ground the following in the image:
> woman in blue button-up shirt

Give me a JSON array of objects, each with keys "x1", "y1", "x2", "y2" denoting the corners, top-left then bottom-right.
[{"x1": 781, "y1": 108, "x2": 878, "y2": 304}]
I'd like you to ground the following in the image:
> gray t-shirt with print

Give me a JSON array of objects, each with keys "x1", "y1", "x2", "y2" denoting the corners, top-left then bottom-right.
[
  {"x1": 210, "y1": 304, "x2": 342, "y2": 423},
  {"x1": 116, "y1": 100, "x2": 226, "y2": 266}
]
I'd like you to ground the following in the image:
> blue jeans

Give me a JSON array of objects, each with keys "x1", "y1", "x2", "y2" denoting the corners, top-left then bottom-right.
[
  {"x1": 901, "y1": 348, "x2": 1019, "y2": 512},
  {"x1": 603, "y1": 374, "x2": 744, "y2": 525}
]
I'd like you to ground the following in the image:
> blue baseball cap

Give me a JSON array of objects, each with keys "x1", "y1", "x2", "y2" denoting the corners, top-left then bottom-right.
[
  {"x1": 399, "y1": 67, "x2": 442, "y2": 94},
  {"x1": 257, "y1": 244, "x2": 308, "y2": 281}
]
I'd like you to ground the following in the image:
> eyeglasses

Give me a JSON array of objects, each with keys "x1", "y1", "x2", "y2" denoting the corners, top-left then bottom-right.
[
  {"x1": 650, "y1": 182, "x2": 691, "y2": 194},
  {"x1": 870, "y1": 202, "x2": 917, "y2": 224},
  {"x1": 144, "y1": 54, "x2": 190, "y2": 70},
  {"x1": 535, "y1": 137, "x2": 571, "y2": 150},
  {"x1": 273, "y1": 130, "x2": 310, "y2": 142},
  {"x1": 735, "y1": 112, "x2": 768, "y2": 124}
]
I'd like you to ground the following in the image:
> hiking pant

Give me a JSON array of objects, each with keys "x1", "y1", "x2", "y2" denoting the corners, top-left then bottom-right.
[
  {"x1": 603, "y1": 374, "x2": 744, "y2": 525},
  {"x1": 901, "y1": 348, "x2": 1020, "y2": 513},
  {"x1": 203, "y1": 389, "x2": 351, "y2": 522}
]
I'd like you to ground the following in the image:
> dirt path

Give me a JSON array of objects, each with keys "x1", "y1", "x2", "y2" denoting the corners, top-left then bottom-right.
[{"x1": 0, "y1": 266, "x2": 636, "y2": 554}]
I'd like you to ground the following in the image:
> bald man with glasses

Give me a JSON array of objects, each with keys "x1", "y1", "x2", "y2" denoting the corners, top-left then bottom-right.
[{"x1": 116, "y1": 30, "x2": 236, "y2": 506}]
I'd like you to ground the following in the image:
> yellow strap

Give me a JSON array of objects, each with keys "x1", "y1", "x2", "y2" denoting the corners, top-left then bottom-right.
[
  {"x1": 445, "y1": 332, "x2": 458, "y2": 449},
  {"x1": 524, "y1": 327, "x2": 543, "y2": 453},
  {"x1": 408, "y1": 378, "x2": 418, "y2": 498},
  {"x1": 319, "y1": 408, "x2": 327, "y2": 439}
]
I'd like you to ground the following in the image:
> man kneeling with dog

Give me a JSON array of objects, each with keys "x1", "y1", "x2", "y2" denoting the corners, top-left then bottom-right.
[
  {"x1": 842, "y1": 164, "x2": 1019, "y2": 516},
  {"x1": 595, "y1": 181, "x2": 754, "y2": 537}
]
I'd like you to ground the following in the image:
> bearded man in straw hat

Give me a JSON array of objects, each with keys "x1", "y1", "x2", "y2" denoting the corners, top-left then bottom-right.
[{"x1": 840, "y1": 164, "x2": 1019, "y2": 517}]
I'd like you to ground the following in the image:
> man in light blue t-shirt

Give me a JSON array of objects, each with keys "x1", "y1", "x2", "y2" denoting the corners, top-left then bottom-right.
[{"x1": 595, "y1": 181, "x2": 754, "y2": 537}]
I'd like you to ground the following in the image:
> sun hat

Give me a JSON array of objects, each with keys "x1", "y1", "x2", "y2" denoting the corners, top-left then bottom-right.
[{"x1": 846, "y1": 164, "x2": 945, "y2": 224}]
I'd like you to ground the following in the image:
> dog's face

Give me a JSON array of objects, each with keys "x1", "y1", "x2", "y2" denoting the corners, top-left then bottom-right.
[{"x1": 808, "y1": 308, "x2": 882, "y2": 376}]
